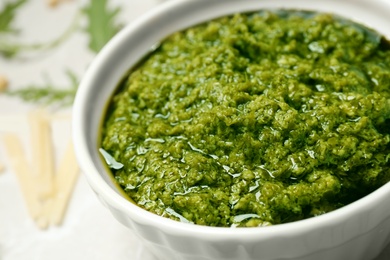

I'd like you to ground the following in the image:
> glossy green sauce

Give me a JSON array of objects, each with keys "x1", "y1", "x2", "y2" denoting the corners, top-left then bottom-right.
[{"x1": 101, "y1": 11, "x2": 390, "y2": 227}]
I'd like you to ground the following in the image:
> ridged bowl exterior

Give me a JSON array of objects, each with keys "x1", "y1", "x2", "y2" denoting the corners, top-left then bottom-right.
[
  {"x1": 89, "y1": 182, "x2": 390, "y2": 260},
  {"x1": 73, "y1": 0, "x2": 390, "y2": 259}
]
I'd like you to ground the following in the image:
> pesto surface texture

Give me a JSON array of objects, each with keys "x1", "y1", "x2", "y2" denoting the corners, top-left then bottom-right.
[{"x1": 101, "y1": 11, "x2": 390, "y2": 227}]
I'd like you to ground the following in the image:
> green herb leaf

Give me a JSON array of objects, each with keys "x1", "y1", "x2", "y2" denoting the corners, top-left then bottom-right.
[
  {"x1": 5, "y1": 70, "x2": 79, "y2": 108},
  {"x1": 99, "y1": 148, "x2": 124, "y2": 170},
  {"x1": 83, "y1": 0, "x2": 122, "y2": 53},
  {"x1": 0, "y1": 0, "x2": 27, "y2": 34},
  {"x1": 0, "y1": 10, "x2": 80, "y2": 58}
]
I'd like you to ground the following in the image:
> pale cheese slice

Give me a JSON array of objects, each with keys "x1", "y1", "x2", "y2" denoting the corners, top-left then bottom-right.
[
  {"x1": 3, "y1": 112, "x2": 79, "y2": 229},
  {"x1": 49, "y1": 141, "x2": 79, "y2": 225},
  {"x1": 36, "y1": 198, "x2": 54, "y2": 230},
  {"x1": 28, "y1": 109, "x2": 55, "y2": 198},
  {"x1": 2, "y1": 134, "x2": 43, "y2": 220}
]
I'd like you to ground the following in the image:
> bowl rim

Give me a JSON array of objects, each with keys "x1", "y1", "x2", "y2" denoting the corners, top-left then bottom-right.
[{"x1": 73, "y1": 0, "x2": 390, "y2": 240}]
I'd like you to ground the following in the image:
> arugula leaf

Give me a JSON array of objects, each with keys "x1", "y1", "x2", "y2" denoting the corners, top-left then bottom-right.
[
  {"x1": 0, "y1": 0, "x2": 27, "y2": 34},
  {"x1": 0, "y1": 9, "x2": 80, "y2": 58},
  {"x1": 83, "y1": 0, "x2": 122, "y2": 53},
  {"x1": 5, "y1": 70, "x2": 79, "y2": 108}
]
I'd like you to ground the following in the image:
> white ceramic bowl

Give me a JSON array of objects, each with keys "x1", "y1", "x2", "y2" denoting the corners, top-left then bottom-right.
[{"x1": 73, "y1": 0, "x2": 390, "y2": 259}]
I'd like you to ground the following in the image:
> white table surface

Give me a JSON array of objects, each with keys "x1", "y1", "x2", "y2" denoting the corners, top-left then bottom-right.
[{"x1": 0, "y1": 1, "x2": 389, "y2": 260}]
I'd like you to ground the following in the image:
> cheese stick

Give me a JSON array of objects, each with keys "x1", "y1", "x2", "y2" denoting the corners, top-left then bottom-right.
[
  {"x1": 49, "y1": 141, "x2": 79, "y2": 225},
  {"x1": 29, "y1": 109, "x2": 55, "y2": 198},
  {"x1": 36, "y1": 199, "x2": 54, "y2": 230},
  {"x1": 2, "y1": 134, "x2": 43, "y2": 219}
]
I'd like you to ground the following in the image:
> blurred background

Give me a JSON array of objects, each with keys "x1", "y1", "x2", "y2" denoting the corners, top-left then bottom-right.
[
  {"x1": 0, "y1": 1, "x2": 389, "y2": 260},
  {"x1": 0, "y1": 1, "x2": 161, "y2": 259}
]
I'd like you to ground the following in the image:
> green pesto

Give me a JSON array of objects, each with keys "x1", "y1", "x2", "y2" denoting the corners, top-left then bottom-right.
[{"x1": 101, "y1": 11, "x2": 390, "y2": 227}]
